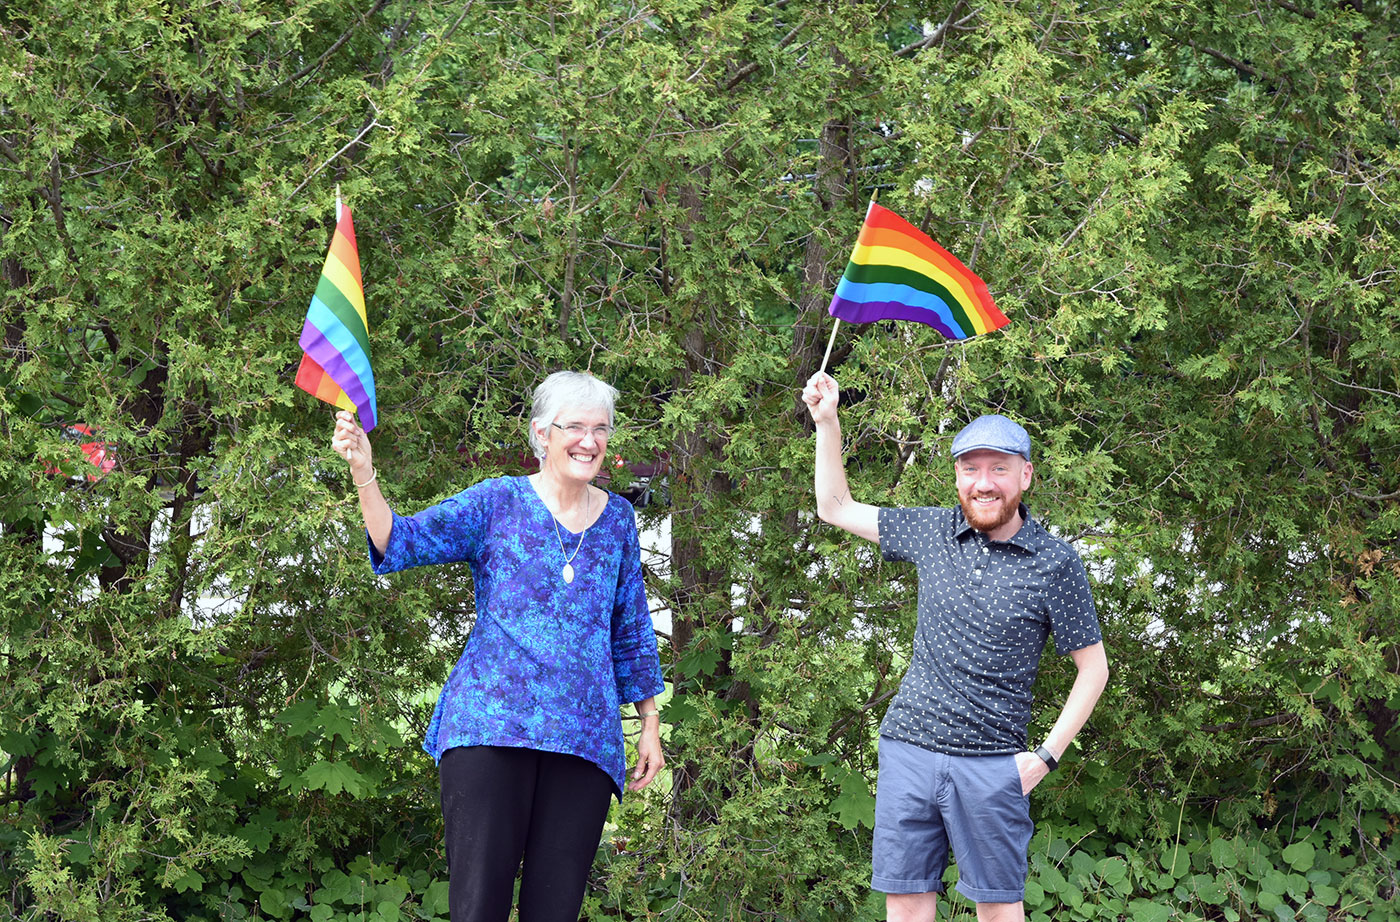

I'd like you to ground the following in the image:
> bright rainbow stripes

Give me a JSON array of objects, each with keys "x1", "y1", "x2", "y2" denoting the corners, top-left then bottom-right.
[
  {"x1": 295, "y1": 204, "x2": 378, "y2": 431},
  {"x1": 828, "y1": 201, "x2": 1009, "y2": 340}
]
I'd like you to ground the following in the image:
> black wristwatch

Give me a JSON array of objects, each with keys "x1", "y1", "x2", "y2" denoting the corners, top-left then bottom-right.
[{"x1": 1034, "y1": 745, "x2": 1058, "y2": 772}]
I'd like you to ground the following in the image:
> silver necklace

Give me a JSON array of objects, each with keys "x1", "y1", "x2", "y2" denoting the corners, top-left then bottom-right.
[{"x1": 551, "y1": 488, "x2": 591, "y2": 583}]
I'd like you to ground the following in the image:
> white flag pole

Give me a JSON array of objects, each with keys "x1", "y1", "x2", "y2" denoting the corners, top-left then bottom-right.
[
  {"x1": 818, "y1": 318, "x2": 841, "y2": 375},
  {"x1": 818, "y1": 190, "x2": 876, "y2": 376},
  {"x1": 333, "y1": 186, "x2": 354, "y2": 464}
]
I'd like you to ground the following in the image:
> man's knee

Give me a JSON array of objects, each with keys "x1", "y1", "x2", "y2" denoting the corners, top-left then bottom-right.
[
  {"x1": 975, "y1": 900, "x2": 1025, "y2": 922},
  {"x1": 886, "y1": 891, "x2": 938, "y2": 922}
]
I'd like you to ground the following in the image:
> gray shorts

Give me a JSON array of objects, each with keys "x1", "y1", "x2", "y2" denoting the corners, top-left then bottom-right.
[{"x1": 871, "y1": 736, "x2": 1034, "y2": 903}]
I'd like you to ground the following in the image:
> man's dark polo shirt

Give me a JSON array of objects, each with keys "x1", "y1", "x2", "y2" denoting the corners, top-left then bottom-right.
[{"x1": 877, "y1": 503, "x2": 1102, "y2": 755}]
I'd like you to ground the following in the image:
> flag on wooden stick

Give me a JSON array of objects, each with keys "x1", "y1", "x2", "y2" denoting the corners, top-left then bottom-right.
[
  {"x1": 295, "y1": 199, "x2": 378, "y2": 432},
  {"x1": 828, "y1": 201, "x2": 1009, "y2": 340}
]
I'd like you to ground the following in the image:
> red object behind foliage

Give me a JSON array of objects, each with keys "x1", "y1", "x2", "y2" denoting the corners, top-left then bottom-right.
[{"x1": 42, "y1": 424, "x2": 116, "y2": 481}]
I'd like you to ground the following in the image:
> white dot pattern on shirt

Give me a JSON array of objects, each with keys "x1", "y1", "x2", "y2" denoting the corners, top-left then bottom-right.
[{"x1": 877, "y1": 505, "x2": 1102, "y2": 755}]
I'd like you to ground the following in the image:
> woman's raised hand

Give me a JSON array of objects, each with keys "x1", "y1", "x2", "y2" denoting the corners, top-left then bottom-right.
[
  {"x1": 332, "y1": 409, "x2": 375, "y2": 480},
  {"x1": 333, "y1": 409, "x2": 391, "y2": 552}
]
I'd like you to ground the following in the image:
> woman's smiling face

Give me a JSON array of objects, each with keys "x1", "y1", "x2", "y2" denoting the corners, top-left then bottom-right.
[{"x1": 537, "y1": 406, "x2": 612, "y2": 483}]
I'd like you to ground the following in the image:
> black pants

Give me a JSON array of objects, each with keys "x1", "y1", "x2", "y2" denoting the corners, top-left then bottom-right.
[{"x1": 438, "y1": 745, "x2": 614, "y2": 922}]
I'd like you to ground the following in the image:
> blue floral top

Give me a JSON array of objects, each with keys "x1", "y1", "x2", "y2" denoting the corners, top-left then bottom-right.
[{"x1": 368, "y1": 475, "x2": 665, "y2": 799}]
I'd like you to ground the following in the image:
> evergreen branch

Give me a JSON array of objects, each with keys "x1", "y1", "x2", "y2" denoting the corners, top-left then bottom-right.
[
  {"x1": 895, "y1": 2, "x2": 975, "y2": 58},
  {"x1": 285, "y1": 0, "x2": 394, "y2": 86},
  {"x1": 0, "y1": 133, "x2": 20, "y2": 165},
  {"x1": 409, "y1": 0, "x2": 479, "y2": 82},
  {"x1": 1346, "y1": 486, "x2": 1400, "y2": 502},
  {"x1": 375, "y1": 7, "x2": 417, "y2": 85},
  {"x1": 1323, "y1": 375, "x2": 1400, "y2": 400},
  {"x1": 599, "y1": 235, "x2": 661, "y2": 253},
  {"x1": 1200, "y1": 713, "x2": 1299, "y2": 733},
  {"x1": 287, "y1": 105, "x2": 385, "y2": 200},
  {"x1": 827, "y1": 687, "x2": 897, "y2": 741},
  {"x1": 1056, "y1": 182, "x2": 1115, "y2": 255},
  {"x1": 34, "y1": 150, "x2": 77, "y2": 262},
  {"x1": 725, "y1": 17, "x2": 809, "y2": 91},
  {"x1": 1268, "y1": 0, "x2": 1316, "y2": 19},
  {"x1": 1181, "y1": 38, "x2": 1283, "y2": 90},
  {"x1": 1109, "y1": 123, "x2": 1142, "y2": 145}
]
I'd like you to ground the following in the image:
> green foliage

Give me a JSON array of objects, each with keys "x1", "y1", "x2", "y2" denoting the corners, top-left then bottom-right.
[{"x1": 3, "y1": 0, "x2": 1398, "y2": 919}]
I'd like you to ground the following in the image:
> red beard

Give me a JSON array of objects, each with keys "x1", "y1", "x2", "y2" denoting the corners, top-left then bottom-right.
[{"x1": 960, "y1": 491, "x2": 1021, "y2": 534}]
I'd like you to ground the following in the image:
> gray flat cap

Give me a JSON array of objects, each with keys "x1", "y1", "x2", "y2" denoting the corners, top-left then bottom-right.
[{"x1": 950, "y1": 414, "x2": 1031, "y2": 461}]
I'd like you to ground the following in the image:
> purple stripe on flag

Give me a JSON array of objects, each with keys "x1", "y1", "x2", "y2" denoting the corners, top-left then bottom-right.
[
  {"x1": 828, "y1": 296, "x2": 962, "y2": 341},
  {"x1": 300, "y1": 321, "x2": 378, "y2": 430}
]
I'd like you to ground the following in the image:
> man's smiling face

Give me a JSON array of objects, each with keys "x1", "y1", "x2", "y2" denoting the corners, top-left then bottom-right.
[{"x1": 955, "y1": 449, "x2": 1033, "y2": 539}]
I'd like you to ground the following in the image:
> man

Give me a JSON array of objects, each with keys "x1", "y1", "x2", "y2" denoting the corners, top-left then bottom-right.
[{"x1": 801, "y1": 371, "x2": 1109, "y2": 922}]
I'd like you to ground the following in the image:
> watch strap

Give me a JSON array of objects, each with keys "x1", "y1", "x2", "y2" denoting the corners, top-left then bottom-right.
[{"x1": 1034, "y1": 745, "x2": 1058, "y2": 772}]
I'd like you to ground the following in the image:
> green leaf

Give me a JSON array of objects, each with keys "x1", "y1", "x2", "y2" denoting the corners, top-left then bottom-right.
[
  {"x1": 661, "y1": 694, "x2": 699, "y2": 725},
  {"x1": 419, "y1": 879, "x2": 450, "y2": 919},
  {"x1": 1356, "y1": 738, "x2": 1384, "y2": 760},
  {"x1": 1281, "y1": 841, "x2": 1315, "y2": 872},
  {"x1": 3, "y1": 730, "x2": 38, "y2": 757},
  {"x1": 1126, "y1": 899, "x2": 1172, "y2": 922},
  {"x1": 1037, "y1": 863, "x2": 1070, "y2": 896},
  {"x1": 1096, "y1": 856, "x2": 1129, "y2": 891},
  {"x1": 679, "y1": 642, "x2": 723, "y2": 678},
  {"x1": 1196, "y1": 876, "x2": 1227, "y2": 905},
  {"x1": 16, "y1": 392, "x2": 43, "y2": 416},
  {"x1": 1298, "y1": 904, "x2": 1327, "y2": 922},
  {"x1": 1261, "y1": 869, "x2": 1289, "y2": 895},
  {"x1": 317, "y1": 869, "x2": 359, "y2": 905},
  {"x1": 276, "y1": 699, "x2": 323, "y2": 737},
  {"x1": 1069, "y1": 850, "x2": 1097, "y2": 880},
  {"x1": 1309, "y1": 882, "x2": 1338, "y2": 905},
  {"x1": 170, "y1": 868, "x2": 205, "y2": 893},
  {"x1": 317, "y1": 703, "x2": 357, "y2": 743},
  {"x1": 828, "y1": 768, "x2": 874, "y2": 831},
  {"x1": 1210, "y1": 837, "x2": 1238, "y2": 870},
  {"x1": 240, "y1": 807, "x2": 279, "y2": 851},
  {"x1": 27, "y1": 762, "x2": 65, "y2": 799},
  {"x1": 301, "y1": 760, "x2": 368, "y2": 797},
  {"x1": 1161, "y1": 844, "x2": 1190, "y2": 878},
  {"x1": 259, "y1": 888, "x2": 292, "y2": 920}
]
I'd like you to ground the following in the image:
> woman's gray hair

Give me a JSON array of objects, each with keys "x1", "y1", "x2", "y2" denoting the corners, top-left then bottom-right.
[{"x1": 528, "y1": 370, "x2": 619, "y2": 460}]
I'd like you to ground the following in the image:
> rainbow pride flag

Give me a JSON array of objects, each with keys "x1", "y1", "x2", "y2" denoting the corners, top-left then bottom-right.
[
  {"x1": 295, "y1": 203, "x2": 378, "y2": 431},
  {"x1": 828, "y1": 201, "x2": 1009, "y2": 340}
]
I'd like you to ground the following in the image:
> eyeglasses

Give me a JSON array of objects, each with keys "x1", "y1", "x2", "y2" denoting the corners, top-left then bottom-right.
[{"x1": 551, "y1": 422, "x2": 614, "y2": 439}]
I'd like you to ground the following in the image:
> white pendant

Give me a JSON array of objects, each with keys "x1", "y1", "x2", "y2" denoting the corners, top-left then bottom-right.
[{"x1": 562, "y1": 563, "x2": 575, "y2": 583}]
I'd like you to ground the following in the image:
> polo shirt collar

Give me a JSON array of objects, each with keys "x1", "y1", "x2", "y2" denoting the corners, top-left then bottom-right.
[{"x1": 953, "y1": 502, "x2": 1039, "y2": 551}]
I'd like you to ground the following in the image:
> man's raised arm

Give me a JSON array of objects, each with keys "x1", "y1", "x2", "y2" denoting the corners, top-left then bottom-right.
[{"x1": 802, "y1": 372, "x2": 880, "y2": 543}]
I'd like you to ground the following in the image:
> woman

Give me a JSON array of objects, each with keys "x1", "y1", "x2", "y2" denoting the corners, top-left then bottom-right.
[{"x1": 331, "y1": 370, "x2": 666, "y2": 922}]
